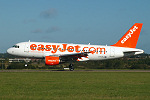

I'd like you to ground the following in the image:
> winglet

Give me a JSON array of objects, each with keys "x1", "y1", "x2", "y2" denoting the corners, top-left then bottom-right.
[{"x1": 111, "y1": 23, "x2": 143, "y2": 48}]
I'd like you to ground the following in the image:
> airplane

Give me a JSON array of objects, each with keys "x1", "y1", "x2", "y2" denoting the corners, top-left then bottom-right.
[{"x1": 7, "y1": 23, "x2": 144, "y2": 71}]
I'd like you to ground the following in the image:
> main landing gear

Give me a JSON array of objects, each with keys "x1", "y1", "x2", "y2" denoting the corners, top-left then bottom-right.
[{"x1": 69, "y1": 63, "x2": 74, "y2": 71}]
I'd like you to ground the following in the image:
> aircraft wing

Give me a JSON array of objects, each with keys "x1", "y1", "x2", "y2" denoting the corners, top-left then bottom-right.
[{"x1": 59, "y1": 52, "x2": 90, "y2": 62}]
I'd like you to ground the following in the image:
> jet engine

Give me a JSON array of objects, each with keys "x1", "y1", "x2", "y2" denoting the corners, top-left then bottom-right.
[{"x1": 45, "y1": 56, "x2": 60, "y2": 65}]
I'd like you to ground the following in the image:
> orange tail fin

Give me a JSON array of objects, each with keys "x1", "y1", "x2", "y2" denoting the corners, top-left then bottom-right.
[{"x1": 111, "y1": 23, "x2": 143, "y2": 48}]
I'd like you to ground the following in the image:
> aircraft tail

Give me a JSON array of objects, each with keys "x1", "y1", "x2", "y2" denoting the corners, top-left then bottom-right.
[{"x1": 111, "y1": 23, "x2": 143, "y2": 48}]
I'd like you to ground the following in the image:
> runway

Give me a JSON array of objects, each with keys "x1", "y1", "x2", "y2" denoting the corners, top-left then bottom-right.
[{"x1": 0, "y1": 69, "x2": 150, "y2": 72}]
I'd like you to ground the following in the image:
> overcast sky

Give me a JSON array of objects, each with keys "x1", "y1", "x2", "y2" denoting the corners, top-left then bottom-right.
[{"x1": 0, "y1": 0, "x2": 150, "y2": 53}]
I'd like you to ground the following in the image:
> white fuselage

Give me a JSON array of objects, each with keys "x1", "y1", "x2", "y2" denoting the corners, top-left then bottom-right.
[{"x1": 7, "y1": 42, "x2": 144, "y2": 61}]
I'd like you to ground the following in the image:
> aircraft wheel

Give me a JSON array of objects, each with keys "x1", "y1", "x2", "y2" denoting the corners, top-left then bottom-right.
[{"x1": 69, "y1": 64, "x2": 74, "y2": 71}]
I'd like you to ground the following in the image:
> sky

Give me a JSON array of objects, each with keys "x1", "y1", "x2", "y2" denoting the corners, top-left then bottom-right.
[{"x1": 0, "y1": 0, "x2": 150, "y2": 53}]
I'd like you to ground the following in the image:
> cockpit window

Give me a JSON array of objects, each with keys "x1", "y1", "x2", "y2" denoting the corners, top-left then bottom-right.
[{"x1": 13, "y1": 45, "x2": 19, "y2": 48}]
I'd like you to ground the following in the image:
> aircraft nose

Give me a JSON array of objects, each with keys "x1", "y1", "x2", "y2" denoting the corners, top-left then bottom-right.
[
  {"x1": 7, "y1": 48, "x2": 13, "y2": 54},
  {"x1": 7, "y1": 48, "x2": 10, "y2": 54}
]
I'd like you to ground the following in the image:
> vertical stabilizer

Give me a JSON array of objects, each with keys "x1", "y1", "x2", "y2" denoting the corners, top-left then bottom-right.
[{"x1": 111, "y1": 23, "x2": 143, "y2": 48}]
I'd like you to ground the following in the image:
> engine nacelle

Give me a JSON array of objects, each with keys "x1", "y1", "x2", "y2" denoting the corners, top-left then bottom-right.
[{"x1": 45, "y1": 56, "x2": 60, "y2": 65}]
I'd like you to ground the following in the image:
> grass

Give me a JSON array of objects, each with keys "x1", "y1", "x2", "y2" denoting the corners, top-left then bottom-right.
[{"x1": 0, "y1": 71, "x2": 150, "y2": 100}]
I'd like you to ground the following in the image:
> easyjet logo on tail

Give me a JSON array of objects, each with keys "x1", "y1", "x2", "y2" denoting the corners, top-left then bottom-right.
[{"x1": 121, "y1": 26, "x2": 138, "y2": 44}]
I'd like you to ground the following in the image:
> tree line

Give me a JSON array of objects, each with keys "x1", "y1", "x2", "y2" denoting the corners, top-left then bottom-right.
[{"x1": 0, "y1": 53, "x2": 150, "y2": 69}]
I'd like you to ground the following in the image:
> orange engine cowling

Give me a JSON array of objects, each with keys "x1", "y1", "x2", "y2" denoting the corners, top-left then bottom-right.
[{"x1": 45, "y1": 56, "x2": 60, "y2": 65}]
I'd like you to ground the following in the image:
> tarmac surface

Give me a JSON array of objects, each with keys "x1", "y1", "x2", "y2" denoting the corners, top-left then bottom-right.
[{"x1": 0, "y1": 69, "x2": 150, "y2": 72}]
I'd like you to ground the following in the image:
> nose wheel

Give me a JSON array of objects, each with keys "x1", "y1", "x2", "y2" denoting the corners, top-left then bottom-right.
[
  {"x1": 69, "y1": 63, "x2": 74, "y2": 71},
  {"x1": 25, "y1": 64, "x2": 28, "y2": 67}
]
